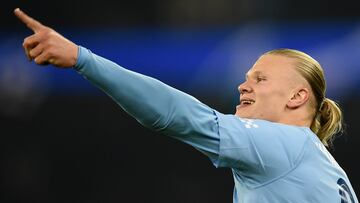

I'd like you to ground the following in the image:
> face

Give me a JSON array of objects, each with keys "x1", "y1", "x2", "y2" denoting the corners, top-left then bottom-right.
[{"x1": 235, "y1": 54, "x2": 305, "y2": 122}]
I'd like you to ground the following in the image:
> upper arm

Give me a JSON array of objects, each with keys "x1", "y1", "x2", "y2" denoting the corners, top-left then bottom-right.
[{"x1": 154, "y1": 89, "x2": 222, "y2": 164}]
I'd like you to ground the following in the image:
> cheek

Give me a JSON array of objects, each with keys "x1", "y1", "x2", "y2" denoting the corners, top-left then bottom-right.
[
  {"x1": 258, "y1": 85, "x2": 289, "y2": 103},
  {"x1": 254, "y1": 101, "x2": 282, "y2": 121},
  {"x1": 256, "y1": 89, "x2": 287, "y2": 113}
]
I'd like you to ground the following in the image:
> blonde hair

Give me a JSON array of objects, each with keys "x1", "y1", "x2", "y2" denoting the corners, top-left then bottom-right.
[{"x1": 264, "y1": 48, "x2": 343, "y2": 147}]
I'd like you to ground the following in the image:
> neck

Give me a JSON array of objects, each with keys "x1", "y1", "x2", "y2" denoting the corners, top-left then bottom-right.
[
  {"x1": 279, "y1": 118, "x2": 312, "y2": 127},
  {"x1": 279, "y1": 108, "x2": 313, "y2": 127}
]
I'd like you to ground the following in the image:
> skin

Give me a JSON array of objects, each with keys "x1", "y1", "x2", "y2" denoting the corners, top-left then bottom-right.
[
  {"x1": 235, "y1": 54, "x2": 315, "y2": 127},
  {"x1": 14, "y1": 8, "x2": 78, "y2": 68},
  {"x1": 14, "y1": 8, "x2": 315, "y2": 127}
]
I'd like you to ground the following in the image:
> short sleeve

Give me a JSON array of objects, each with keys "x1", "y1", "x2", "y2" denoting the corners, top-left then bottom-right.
[{"x1": 213, "y1": 111, "x2": 309, "y2": 184}]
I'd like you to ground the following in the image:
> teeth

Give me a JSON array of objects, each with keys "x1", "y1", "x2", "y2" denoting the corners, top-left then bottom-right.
[{"x1": 241, "y1": 100, "x2": 255, "y2": 105}]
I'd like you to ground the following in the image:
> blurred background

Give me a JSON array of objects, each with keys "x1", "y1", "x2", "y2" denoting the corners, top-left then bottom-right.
[{"x1": 1, "y1": 0, "x2": 360, "y2": 202}]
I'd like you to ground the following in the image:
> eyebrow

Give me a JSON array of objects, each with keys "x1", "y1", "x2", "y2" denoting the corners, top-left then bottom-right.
[{"x1": 245, "y1": 70, "x2": 262, "y2": 80}]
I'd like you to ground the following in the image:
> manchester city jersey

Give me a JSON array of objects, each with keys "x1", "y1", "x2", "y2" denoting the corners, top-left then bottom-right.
[
  {"x1": 74, "y1": 46, "x2": 358, "y2": 203},
  {"x1": 212, "y1": 113, "x2": 358, "y2": 203}
]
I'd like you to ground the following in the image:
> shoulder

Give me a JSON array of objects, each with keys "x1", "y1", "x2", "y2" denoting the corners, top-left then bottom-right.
[
  {"x1": 214, "y1": 111, "x2": 310, "y2": 177},
  {"x1": 214, "y1": 111, "x2": 310, "y2": 146}
]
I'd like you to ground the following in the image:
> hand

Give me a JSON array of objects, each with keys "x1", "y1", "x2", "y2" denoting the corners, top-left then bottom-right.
[{"x1": 14, "y1": 8, "x2": 78, "y2": 68}]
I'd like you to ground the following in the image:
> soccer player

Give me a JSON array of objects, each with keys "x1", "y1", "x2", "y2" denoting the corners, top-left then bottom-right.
[{"x1": 14, "y1": 8, "x2": 358, "y2": 203}]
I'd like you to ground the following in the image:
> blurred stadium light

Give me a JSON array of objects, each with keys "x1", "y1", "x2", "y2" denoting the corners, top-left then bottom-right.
[{"x1": 1, "y1": 22, "x2": 359, "y2": 100}]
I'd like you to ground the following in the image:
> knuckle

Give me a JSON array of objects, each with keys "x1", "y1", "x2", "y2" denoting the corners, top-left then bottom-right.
[
  {"x1": 45, "y1": 49, "x2": 52, "y2": 58},
  {"x1": 42, "y1": 26, "x2": 51, "y2": 32},
  {"x1": 44, "y1": 28, "x2": 51, "y2": 34},
  {"x1": 35, "y1": 53, "x2": 49, "y2": 65},
  {"x1": 44, "y1": 51, "x2": 51, "y2": 60},
  {"x1": 42, "y1": 32, "x2": 56, "y2": 45},
  {"x1": 42, "y1": 43, "x2": 50, "y2": 51},
  {"x1": 42, "y1": 28, "x2": 55, "y2": 37},
  {"x1": 40, "y1": 30, "x2": 50, "y2": 39}
]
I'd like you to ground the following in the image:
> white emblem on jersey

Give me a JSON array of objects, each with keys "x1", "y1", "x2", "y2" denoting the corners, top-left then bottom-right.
[{"x1": 238, "y1": 118, "x2": 259, "y2": 129}]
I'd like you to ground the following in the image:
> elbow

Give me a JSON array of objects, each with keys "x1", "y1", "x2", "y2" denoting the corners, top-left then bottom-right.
[{"x1": 135, "y1": 110, "x2": 172, "y2": 132}]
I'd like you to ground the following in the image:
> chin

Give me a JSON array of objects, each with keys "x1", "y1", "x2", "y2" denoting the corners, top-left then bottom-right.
[
  {"x1": 235, "y1": 105, "x2": 256, "y2": 118},
  {"x1": 235, "y1": 111, "x2": 253, "y2": 119}
]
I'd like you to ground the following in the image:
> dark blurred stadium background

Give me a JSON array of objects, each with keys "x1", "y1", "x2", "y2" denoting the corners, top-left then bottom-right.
[{"x1": 1, "y1": 0, "x2": 360, "y2": 202}]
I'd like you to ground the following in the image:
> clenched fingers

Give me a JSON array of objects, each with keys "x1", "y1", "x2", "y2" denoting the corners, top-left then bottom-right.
[
  {"x1": 34, "y1": 51, "x2": 51, "y2": 65},
  {"x1": 23, "y1": 34, "x2": 40, "y2": 60},
  {"x1": 29, "y1": 43, "x2": 45, "y2": 60}
]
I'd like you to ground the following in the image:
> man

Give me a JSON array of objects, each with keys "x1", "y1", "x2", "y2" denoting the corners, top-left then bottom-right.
[{"x1": 14, "y1": 8, "x2": 358, "y2": 202}]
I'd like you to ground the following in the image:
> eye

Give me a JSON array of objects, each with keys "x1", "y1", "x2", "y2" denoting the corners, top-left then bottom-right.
[{"x1": 256, "y1": 76, "x2": 266, "y2": 83}]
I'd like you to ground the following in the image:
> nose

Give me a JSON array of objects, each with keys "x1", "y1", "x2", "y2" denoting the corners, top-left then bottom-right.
[{"x1": 238, "y1": 81, "x2": 252, "y2": 95}]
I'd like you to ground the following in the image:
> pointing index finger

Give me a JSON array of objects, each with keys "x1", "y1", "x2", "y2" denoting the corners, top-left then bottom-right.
[{"x1": 14, "y1": 8, "x2": 44, "y2": 33}]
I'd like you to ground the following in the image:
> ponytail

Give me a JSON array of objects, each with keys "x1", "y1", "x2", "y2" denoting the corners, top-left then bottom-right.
[{"x1": 310, "y1": 98, "x2": 344, "y2": 147}]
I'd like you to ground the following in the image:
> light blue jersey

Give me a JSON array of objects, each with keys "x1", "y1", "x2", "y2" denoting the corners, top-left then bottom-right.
[{"x1": 74, "y1": 46, "x2": 358, "y2": 203}]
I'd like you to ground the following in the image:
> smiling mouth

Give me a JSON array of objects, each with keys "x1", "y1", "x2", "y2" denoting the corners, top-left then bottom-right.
[{"x1": 238, "y1": 99, "x2": 255, "y2": 108}]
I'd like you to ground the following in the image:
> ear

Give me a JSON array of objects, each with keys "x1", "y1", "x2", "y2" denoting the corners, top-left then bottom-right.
[{"x1": 287, "y1": 87, "x2": 310, "y2": 109}]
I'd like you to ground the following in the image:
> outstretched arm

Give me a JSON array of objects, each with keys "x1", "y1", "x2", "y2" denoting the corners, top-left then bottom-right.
[
  {"x1": 14, "y1": 8, "x2": 221, "y2": 163},
  {"x1": 74, "y1": 47, "x2": 220, "y2": 157}
]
